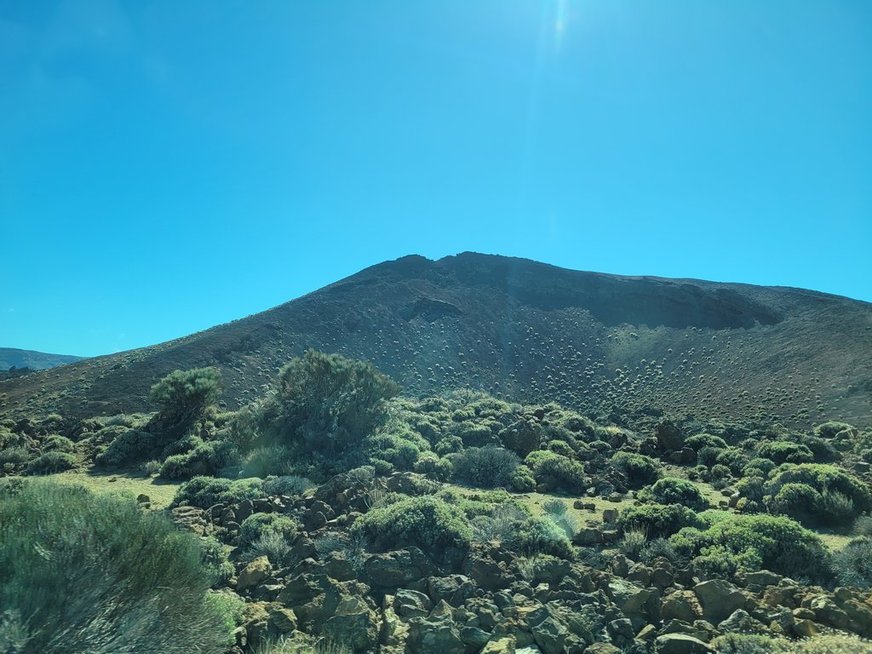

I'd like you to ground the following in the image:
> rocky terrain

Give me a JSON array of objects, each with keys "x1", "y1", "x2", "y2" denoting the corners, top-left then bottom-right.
[
  {"x1": 2, "y1": 253, "x2": 870, "y2": 427},
  {"x1": 3, "y1": 256, "x2": 872, "y2": 653},
  {"x1": 4, "y1": 347, "x2": 872, "y2": 653}
]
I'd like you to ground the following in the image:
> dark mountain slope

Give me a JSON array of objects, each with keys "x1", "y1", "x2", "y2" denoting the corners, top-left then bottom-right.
[
  {"x1": 0, "y1": 348, "x2": 82, "y2": 371},
  {"x1": 2, "y1": 253, "x2": 870, "y2": 426}
]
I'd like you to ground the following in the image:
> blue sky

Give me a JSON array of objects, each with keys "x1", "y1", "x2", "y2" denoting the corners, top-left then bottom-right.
[{"x1": 1, "y1": 1, "x2": 870, "y2": 357}]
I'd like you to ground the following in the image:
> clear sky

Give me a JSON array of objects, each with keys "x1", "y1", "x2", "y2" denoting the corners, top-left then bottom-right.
[{"x1": 1, "y1": 1, "x2": 870, "y2": 357}]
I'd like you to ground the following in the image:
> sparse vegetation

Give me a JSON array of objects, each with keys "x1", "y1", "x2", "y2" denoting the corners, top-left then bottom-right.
[{"x1": 2, "y1": 344, "x2": 872, "y2": 653}]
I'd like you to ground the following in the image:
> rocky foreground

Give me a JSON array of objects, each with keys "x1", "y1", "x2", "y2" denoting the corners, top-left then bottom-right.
[{"x1": 168, "y1": 469, "x2": 872, "y2": 654}]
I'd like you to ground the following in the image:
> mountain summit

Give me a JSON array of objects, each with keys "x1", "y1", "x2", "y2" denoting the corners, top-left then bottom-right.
[{"x1": 2, "y1": 253, "x2": 870, "y2": 425}]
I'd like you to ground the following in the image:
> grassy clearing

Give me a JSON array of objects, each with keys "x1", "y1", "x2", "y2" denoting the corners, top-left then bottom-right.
[{"x1": 43, "y1": 469, "x2": 181, "y2": 509}]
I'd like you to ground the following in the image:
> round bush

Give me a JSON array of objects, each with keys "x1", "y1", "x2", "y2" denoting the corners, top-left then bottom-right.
[
  {"x1": 618, "y1": 503, "x2": 702, "y2": 538},
  {"x1": 641, "y1": 477, "x2": 709, "y2": 512},
  {"x1": 350, "y1": 496, "x2": 472, "y2": 558},
  {"x1": 452, "y1": 446, "x2": 520, "y2": 488},
  {"x1": 765, "y1": 463, "x2": 872, "y2": 525},
  {"x1": 611, "y1": 452, "x2": 661, "y2": 488},
  {"x1": 173, "y1": 476, "x2": 264, "y2": 509},
  {"x1": 757, "y1": 441, "x2": 814, "y2": 465},
  {"x1": 670, "y1": 513, "x2": 831, "y2": 582},
  {"x1": 525, "y1": 450, "x2": 586, "y2": 493},
  {"x1": 24, "y1": 451, "x2": 77, "y2": 475},
  {"x1": 238, "y1": 512, "x2": 298, "y2": 548}
]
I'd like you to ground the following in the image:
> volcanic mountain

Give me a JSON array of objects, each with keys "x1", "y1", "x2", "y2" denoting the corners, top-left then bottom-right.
[{"x1": 2, "y1": 253, "x2": 870, "y2": 426}]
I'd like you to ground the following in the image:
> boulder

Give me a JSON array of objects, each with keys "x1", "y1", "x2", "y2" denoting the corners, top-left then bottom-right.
[
  {"x1": 406, "y1": 606, "x2": 465, "y2": 654},
  {"x1": 718, "y1": 609, "x2": 768, "y2": 635},
  {"x1": 461, "y1": 625, "x2": 491, "y2": 649},
  {"x1": 655, "y1": 420, "x2": 684, "y2": 451},
  {"x1": 693, "y1": 579, "x2": 746, "y2": 624},
  {"x1": 584, "y1": 644, "x2": 621, "y2": 654},
  {"x1": 363, "y1": 547, "x2": 436, "y2": 588},
  {"x1": 807, "y1": 595, "x2": 850, "y2": 630},
  {"x1": 427, "y1": 575, "x2": 476, "y2": 606},
  {"x1": 608, "y1": 579, "x2": 660, "y2": 627},
  {"x1": 742, "y1": 570, "x2": 783, "y2": 588},
  {"x1": 267, "y1": 606, "x2": 297, "y2": 633},
  {"x1": 606, "y1": 618, "x2": 634, "y2": 647},
  {"x1": 654, "y1": 633, "x2": 714, "y2": 654},
  {"x1": 395, "y1": 588, "x2": 432, "y2": 619},
  {"x1": 237, "y1": 556, "x2": 271, "y2": 592},
  {"x1": 322, "y1": 595, "x2": 379, "y2": 653},
  {"x1": 661, "y1": 591, "x2": 703, "y2": 623},
  {"x1": 481, "y1": 637, "x2": 517, "y2": 654}
]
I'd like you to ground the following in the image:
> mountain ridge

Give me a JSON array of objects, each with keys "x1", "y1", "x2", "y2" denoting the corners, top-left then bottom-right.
[
  {"x1": 2, "y1": 252, "x2": 870, "y2": 426},
  {"x1": 0, "y1": 347, "x2": 82, "y2": 372}
]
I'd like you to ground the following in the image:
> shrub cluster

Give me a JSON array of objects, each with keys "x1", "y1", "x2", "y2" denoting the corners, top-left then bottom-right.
[
  {"x1": 525, "y1": 450, "x2": 586, "y2": 493},
  {"x1": 670, "y1": 513, "x2": 831, "y2": 581},
  {"x1": 618, "y1": 503, "x2": 702, "y2": 538},
  {"x1": 611, "y1": 452, "x2": 661, "y2": 488},
  {"x1": 452, "y1": 445, "x2": 520, "y2": 488},
  {"x1": 639, "y1": 477, "x2": 709, "y2": 512},
  {"x1": 351, "y1": 496, "x2": 472, "y2": 558},
  {"x1": 173, "y1": 476, "x2": 265, "y2": 509}
]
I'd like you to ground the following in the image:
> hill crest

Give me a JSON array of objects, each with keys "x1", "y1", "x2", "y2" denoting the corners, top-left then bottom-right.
[{"x1": 2, "y1": 253, "x2": 870, "y2": 426}]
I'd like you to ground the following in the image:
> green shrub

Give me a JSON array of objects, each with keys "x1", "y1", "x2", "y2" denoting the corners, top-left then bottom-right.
[
  {"x1": 42, "y1": 435, "x2": 76, "y2": 453},
  {"x1": 0, "y1": 447, "x2": 31, "y2": 467},
  {"x1": 611, "y1": 452, "x2": 661, "y2": 488},
  {"x1": 769, "y1": 482, "x2": 821, "y2": 524},
  {"x1": 685, "y1": 433, "x2": 728, "y2": 451},
  {"x1": 743, "y1": 458, "x2": 776, "y2": 478},
  {"x1": 710, "y1": 633, "x2": 791, "y2": 654},
  {"x1": 791, "y1": 635, "x2": 872, "y2": 654},
  {"x1": 510, "y1": 465, "x2": 536, "y2": 492},
  {"x1": 452, "y1": 446, "x2": 520, "y2": 488},
  {"x1": 435, "y1": 435, "x2": 463, "y2": 456},
  {"x1": 765, "y1": 463, "x2": 872, "y2": 525},
  {"x1": 150, "y1": 367, "x2": 222, "y2": 432},
  {"x1": 160, "y1": 440, "x2": 238, "y2": 480},
  {"x1": 0, "y1": 480, "x2": 232, "y2": 653},
  {"x1": 815, "y1": 421, "x2": 855, "y2": 439},
  {"x1": 505, "y1": 515, "x2": 574, "y2": 559},
  {"x1": 833, "y1": 537, "x2": 872, "y2": 588},
  {"x1": 412, "y1": 451, "x2": 452, "y2": 480},
  {"x1": 24, "y1": 451, "x2": 77, "y2": 475},
  {"x1": 548, "y1": 440, "x2": 575, "y2": 457},
  {"x1": 714, "y1": 447, "x2": 749, "y2": 475},
  {"x1": 619, "y1": 503, "x2": 702, "y2": 538},
  {"x1": 525, "y1": 450, "x2": 586, "y2": 493},
  {"x1": 350, "y1": 496, "x2": 472, "y2": 558},
  {"x1": 619, "y1": 527, "x2": 649, "y2": 558},
  {"x1": 241, "y1": 444, "x2": 295, "y2": 478},
  {"x1": 94, "y1": 429, "x2": 155, "y2": 467},
  {"x1": 262, "y1": 475, "x2": 314, "y2": 496},
  {"x1": 757, "y1": 441, "x2": 814, "y2": 465},
  {"x1": 639, "y1": 477, "x2": 709, "y2": 511},
  {"x1": 261, "y1": 350, "x2": 399, "y2": 461},
  {"x1": 798, "y1": 435, "x2": 840, "y2": 462},
  {"x1": 239, "y1": 513, "x2": 298, "y2": 548},
  {"x1": 365, "y1": 433, "x2": 420, "y2": 470},
  {"x1": 670, "y1": 513, "x2": 831, "y2": 581},
  {"x1": 173, "y1": 476, "x2": 264, "y2": 509},
  {"x1": 698, "y1": 446, "x2": 725, "y2": 468}
]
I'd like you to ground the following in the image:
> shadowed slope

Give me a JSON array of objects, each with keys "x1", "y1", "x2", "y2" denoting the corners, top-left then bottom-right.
[{"x1": 2, "y1": 253, "x2": 870, "y2": 426}]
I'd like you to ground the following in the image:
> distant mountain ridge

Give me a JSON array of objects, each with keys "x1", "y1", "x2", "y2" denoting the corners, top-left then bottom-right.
[
  {"x1": 1, "y1": 253, "x2": 870, "y2": 426},
  {"x1": 0, "y1": 348, "x2": 82, "y2": 372}
]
